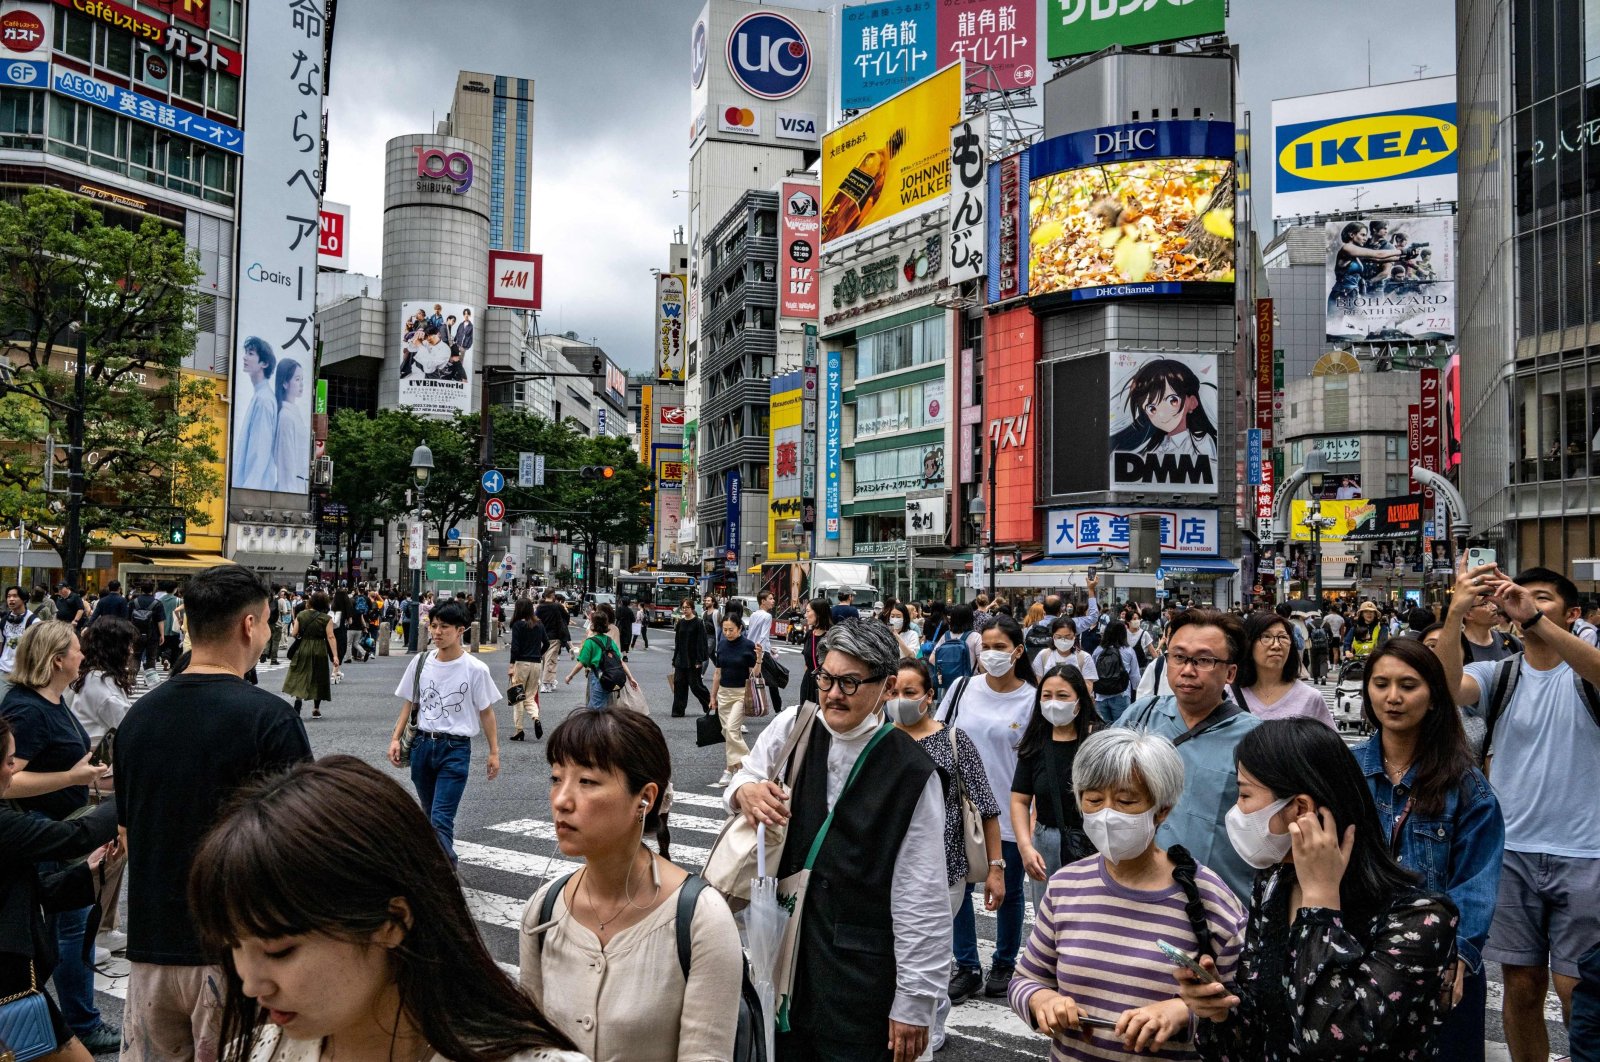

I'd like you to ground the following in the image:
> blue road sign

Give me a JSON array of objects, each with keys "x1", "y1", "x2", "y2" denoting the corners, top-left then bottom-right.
[
  {"x1": 485, "y1": 570, "x2": 498, "y2": 587},
  {"x1": 1155, "y1": 566, "x2": 1167, "y2": 581},
  {"x1": 447, "y1": 528, "x2": 461, "y2": 542},
  {"x1": 481, "y1": 470, "x2": 504, "y2": 494}
]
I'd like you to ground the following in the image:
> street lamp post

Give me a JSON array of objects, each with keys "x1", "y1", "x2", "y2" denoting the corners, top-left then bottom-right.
[
  {"x1": 968, "y1": 494, "x2": 985, "y2": 601},
  {"x1": 987, "y1": 436, "x2": 997, "y2": 600},
  {"x1": 408, "y1": 442, "x2": 433, "y2": 654},
  {"x1": 1300, "y1": 446, "x2": 1330, "y2": 607}
]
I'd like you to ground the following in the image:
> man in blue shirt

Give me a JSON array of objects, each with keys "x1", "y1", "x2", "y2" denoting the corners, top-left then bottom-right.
[{"x1": 831, "y1": 590, "x2": 860, "y2": 623}]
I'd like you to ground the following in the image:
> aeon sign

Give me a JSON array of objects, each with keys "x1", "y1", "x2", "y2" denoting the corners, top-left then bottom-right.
[
  {"x1": 413, "y1": 147, "x2": 474, "y2": 194},
  {"x1": 725, "y1": 11, "x2": 809, "y2": 100}
]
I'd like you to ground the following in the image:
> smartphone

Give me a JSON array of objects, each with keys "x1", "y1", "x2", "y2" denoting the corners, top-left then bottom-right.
[
  {"x1": 1075, "y1": 1015, "x2": 1119, "y2": 1030},
  {"x1": 1156, "y1": 939, "x2": 1220, "y2": 984},
  {"x1": 1466, "y1": 547, "x2": 1497, "y2": 570}
]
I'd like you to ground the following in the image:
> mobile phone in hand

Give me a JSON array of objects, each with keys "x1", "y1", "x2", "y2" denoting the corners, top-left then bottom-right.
[
  {"x1": 1156, "y1": 939, "x2": 1220, "y2": 984},
  {"x1": 1466, "y1": 547, "x2": 1497, "y2": 570},
  {"x1": 1074, "y1": 1014, "x2": 1119, "y2": 1030}
]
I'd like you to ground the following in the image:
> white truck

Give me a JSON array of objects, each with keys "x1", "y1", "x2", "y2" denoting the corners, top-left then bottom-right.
[{"x1": 807, "y1": 561, "x2": 882, "y2": 611}]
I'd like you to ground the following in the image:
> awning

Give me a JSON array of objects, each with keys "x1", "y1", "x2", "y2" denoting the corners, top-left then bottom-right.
[
  {"x1": 1157, "y1": 558, "x2": 1238, "y2": 576},
  {"x1": 121, "y1": 553, "x2": 233, "y2": 570}
]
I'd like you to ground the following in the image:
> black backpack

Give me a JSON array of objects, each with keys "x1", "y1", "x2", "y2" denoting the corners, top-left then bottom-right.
[
  {"x1": 1092, "y1": 646, "x2": 1128, "y2": 696},
  {"x1": 538, "y1": 874, "x2": 767, "y2": 1062},
  {"x1": 1309, "y1": 624, "x2": 1330, "y2": 649},
  {"x1": 594, "y1": 637, "x2": 628, "y2": 692},
  {"x1": 1023, "y1": 620, "x2": 1054, "y2": 657},
  {"x1": 130, "y1": 594, "x2": 160, "y2": 632}
]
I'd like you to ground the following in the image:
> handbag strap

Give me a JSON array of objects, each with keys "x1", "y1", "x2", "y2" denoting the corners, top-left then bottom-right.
[
  {"x1": 802, "y1": 722, "x2": 895, "y2": 871},
  {"x1": 0, "y1": 960, "x2": 37, "y2": 1005},
  {"x1": 770, "y1": 701, "x2": 819, "y2": 787}
]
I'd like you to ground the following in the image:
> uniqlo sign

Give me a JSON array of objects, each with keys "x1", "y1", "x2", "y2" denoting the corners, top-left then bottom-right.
[
  {"x1": 779, "y1": 181, "x2": 819, "y2": 320},
  {"x1": 317, "y1": 201, "x2": 349, "y2": 270},
  {"x1": 487, "y1": 250, "x2": 543, "y2": 310}
]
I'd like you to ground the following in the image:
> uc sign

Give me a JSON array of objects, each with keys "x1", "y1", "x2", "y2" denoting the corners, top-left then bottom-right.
[
  {"x1": 1277, "y1": 103, "x2": 1457, "y2": 191},
  {"x1": 726, "y1": 11, "x2": 810, "y2": 100}
]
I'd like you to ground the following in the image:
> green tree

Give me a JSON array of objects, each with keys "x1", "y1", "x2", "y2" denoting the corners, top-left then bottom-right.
[
  {"x1": 542, "y1": 432, "x2": 653, "y2": 592},
  {"x1": 415, "y1": 413, "x2": 479, "y2": 551},
  {"x1": 0, "y1": 188, "x2": 217, "y2": 571},
  {"x1": 324, "y1": 407, "x2": 430, "y2": 578}
]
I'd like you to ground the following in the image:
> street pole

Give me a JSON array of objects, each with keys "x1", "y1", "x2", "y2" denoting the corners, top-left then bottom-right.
[
  {"x1": 987, "y1": 435, "x2": 997, "y2": 601},
  {"x1": 64, "y1": 326, "x2": 86, "y2": 590},
  {"x1": 1312, "y1": 520, "x2": 1324, "y2": 607},
  {"x1": 408, "y1": 499, "x2": 422, "y2": 654},
  {"x1": 476, "y1": 373, "x2": 492, "y2": 645}
]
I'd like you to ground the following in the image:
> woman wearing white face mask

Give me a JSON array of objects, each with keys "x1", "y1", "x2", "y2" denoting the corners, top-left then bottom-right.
[
  {"x1": 880, "y1": 601, "x2": 920, "y2": 658},
  {"x1": 1030, "y1": 616, "x2": 1099, "y2": 684},
  {"x1": 1010, "y1": 664, "x2": 1106, "y2": 912},
  {"x1": 1010, "y1": 729, "x2": 1247, "y2": 1058},
  {"x1": 888, "y1": 658, "x2": 1004, "y2": 1056},
  {"x1": 1174, "y1": 718, "x2": 1460, "y2": 1060},
  {"x1": 938, "y1": 615, "x2": 1036, "y2": 1003}
]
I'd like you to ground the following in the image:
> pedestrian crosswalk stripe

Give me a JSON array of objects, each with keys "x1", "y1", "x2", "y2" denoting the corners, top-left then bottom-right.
[
  {"x1": 485, "y1": 821, "x2": 714, "y2": 864},
  {"x1": 667, "y1": 791, "x2": 729, "y2": 811}
]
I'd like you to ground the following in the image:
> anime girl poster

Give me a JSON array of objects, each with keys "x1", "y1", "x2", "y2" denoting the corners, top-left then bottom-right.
[{"x1": 1107, "y1": 351, "x2": 1220, "y2": 495}]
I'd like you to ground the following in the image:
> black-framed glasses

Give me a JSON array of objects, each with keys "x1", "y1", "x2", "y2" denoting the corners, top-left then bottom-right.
[
  {"x1": 1165, "y1": 650, "x2": 1229, "y2": 672},
  {"x1": 814, "y1": 668, "x2": 875, "y2": 696}
]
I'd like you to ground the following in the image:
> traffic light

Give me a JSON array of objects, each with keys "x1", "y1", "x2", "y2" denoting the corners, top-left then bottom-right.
[
  {"x1": 167, "y1": 516, "x2": 187, "y2": 545},
  {"x1": 580, "y1": 465, "x2": 615, "y2": 481},
  {"x1": 591, "y1": 356, "x2": 602, "y2": 375}
]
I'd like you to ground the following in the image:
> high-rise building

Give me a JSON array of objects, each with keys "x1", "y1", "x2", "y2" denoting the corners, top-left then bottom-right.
[{"x1": 439, "y1": 71, "x2": 535, "y2": 252}]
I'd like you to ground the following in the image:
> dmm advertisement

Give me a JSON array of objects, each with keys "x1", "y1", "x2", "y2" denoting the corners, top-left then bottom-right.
[
  {"x1": 1046, "y1": 0, "x2": 1224, "y2": 62},
  {"x1": 1326, "y1": 215, "x2": 1454, "y2": 342},
  {"x1": 1107, "y1": 351, "x2": 1220, "y2": 496},
  {"x1": 398, "y1": 301, "x2": 475, "y2": 417},
  {"x1": 1027, "y1": 121, "x2": 1235, "y2": 302},
  {"x1": 821, "y1": 62, "x2": 962, "y2": 248},
  {"x1": 769, "y1": 373, "x2": 804, "y2": 561}
]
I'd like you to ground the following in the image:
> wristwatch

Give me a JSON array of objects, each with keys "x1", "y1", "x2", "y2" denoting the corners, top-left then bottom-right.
[
  {"x1": 1524, "y1": 611, "x2": 1544, "y2": 629},
  {"x1": 988, "y1": 859, "x2": 1006, "y2": 869}
]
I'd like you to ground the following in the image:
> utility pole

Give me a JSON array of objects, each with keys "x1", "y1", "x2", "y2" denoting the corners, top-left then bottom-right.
[
  {"x1": 64, "y1": 323, "x2": 86, "y2": 590},
  {"x1": 988, "y1": 435, "x2": 998, "y2": 601}
]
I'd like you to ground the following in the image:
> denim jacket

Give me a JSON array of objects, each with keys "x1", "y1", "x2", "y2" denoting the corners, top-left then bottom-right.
[{"x1": 1352, "y1": 736, "x2": 1505, "y2": 971}]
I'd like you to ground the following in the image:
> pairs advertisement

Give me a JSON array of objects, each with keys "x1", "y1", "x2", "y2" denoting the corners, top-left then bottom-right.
[
  {"x1": 1107, "y1": 351, "x2": 1220, "y2": 496},
  {"x1": 840, "y1": 0, "x2": 1036, "y2": 110},
  {"x1": 231, "y1": 0, "x2": 325, "y2": 494},
  {"x1": 1027, "y1": 121, "x2": 1235, "y2": 302},
  {"x1": 820, "y1": 62, "x2": 963, "y2": 248},
  {"x1": 397, "y1": 301, "x2": 475, "y2": 417},
  {"x1": 769, "y1": 373, "x2": 804, "y2": 562},
  {"x1": 1326, "y1": 215, "x2": 1455, "y2": 342},
  {"x1": 1046, "y1": 0, "x2": 1224, "y2": 62}
]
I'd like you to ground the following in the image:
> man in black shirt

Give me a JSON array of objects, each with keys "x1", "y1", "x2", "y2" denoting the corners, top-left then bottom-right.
[
  {"x1": 92, "y1": 579, "x2": 129, "y2": 625},
  {"x1": 534, "y1": 590, "x2": 569, "y2": 692},
  {"x1": 115, "y1": 565, "x2": 311, "y2": 1062},
  {"x1": 54, "y1": 582, "x2": 85, "y2": 627},
  {"x1": 617, "y1": 598, "x2": 637, "y2": 660}
]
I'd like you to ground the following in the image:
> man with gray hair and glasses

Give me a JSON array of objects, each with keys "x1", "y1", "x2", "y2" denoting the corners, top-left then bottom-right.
[
  {"x1": 729, "y1": 619, "x2": 950, "y2": 1062},
  {"x1": 1118, "y1": 608, "x2": 1262, "y2": 901}
]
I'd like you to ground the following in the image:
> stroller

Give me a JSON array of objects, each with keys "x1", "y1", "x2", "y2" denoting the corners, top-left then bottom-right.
[{"x1": 1331, "y1": 656, "x2": 1370, "y2": 734}]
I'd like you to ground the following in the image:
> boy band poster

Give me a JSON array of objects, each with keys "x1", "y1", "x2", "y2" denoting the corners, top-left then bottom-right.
[
  {"x1": 1107, "y1": 351, "x2": 1220, "y2": 496},
  {"x1": 399, "y1": 300, "x2": 475, "y2": 417}
]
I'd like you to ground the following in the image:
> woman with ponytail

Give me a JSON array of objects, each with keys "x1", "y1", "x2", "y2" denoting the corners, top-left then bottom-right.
[{"x1": 1009, "y1": 728, "x2": 1248, "y2": 1059}]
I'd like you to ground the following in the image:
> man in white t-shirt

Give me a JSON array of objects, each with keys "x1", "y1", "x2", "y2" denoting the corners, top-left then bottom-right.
[
  {"x1": 747, "y1": 590, "x2": 781, "y2": 715},
  {"x1": 1, "y1": 584, "x2": 40, "y2": 688},
  {"x1": 1440, "y1": 563, "x2": 1600, "y2": 1062},
  {"x1": 387, "y1": 599, "x2": 501, "y2": 864}
]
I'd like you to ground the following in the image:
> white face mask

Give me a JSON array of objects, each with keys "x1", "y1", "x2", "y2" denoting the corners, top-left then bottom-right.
[
  {"x1": 821, "y1": 684, "x2": 887, "y2": 741},
  {"x1": 1040, "y1": 699, "x2": 1079, "y2": 727},
  {"x1": 1053, "y1": 636, "x2": 1076, "y2": 653},
  {"x1": 979, "y1": 649, "x2": 1015, "y2": 677},
  {"x1": 889, "y1": 616, "x2": 904, "y2": 630},
  {"x1": 1082, "y1": 807, "x2": 1157, "y2": 864},
  {"x1": 885, "y1": 696, "x2": 927, "y2": 726},
  {"x1": 1225, "y1": 797, "x2": 1294, "y2": 869}
]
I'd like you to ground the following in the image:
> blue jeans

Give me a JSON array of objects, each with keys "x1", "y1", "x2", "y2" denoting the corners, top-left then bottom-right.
[
  {"x1": 952, "y1": 839, "x2": 1024, "y2": 974},
  {"x1": 410, "y1": 734, "x2": 471, "y2": 864},
  {"x1": 38, "y1": 856, "x2": 99, "y2": 1035},
  {"x1": 1096, "y1": 692, "x2": 1132, "y2": 724},
  {"x1": 586, "y1": 672, "x2": 612, "y2": 709}
]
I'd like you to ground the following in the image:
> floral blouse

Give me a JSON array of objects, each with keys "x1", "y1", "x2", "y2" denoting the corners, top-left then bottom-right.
[
  {"x1": 1197, "y1": 863, "x2": 1458, "y2": 1061},
  {"x1": 916, "y1": 723, "x2": 1001, "y2": 885}
]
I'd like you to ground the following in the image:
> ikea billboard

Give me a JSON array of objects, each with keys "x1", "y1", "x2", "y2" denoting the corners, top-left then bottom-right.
[{"x1": 1271, "y1": 77, "x2": 1458, "y2": 220}]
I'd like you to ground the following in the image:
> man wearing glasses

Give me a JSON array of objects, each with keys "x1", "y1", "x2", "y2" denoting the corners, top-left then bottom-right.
[
  {"x1": 1119, "y1": 608, "x2": 1262, "y2": 901},
  {"x1": 728, "y1": 619, "x2": 949, "y2": 1062}
]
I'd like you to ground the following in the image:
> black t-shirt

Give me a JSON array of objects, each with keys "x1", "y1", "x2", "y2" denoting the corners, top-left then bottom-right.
[
  {"x1": 0, "y1": 685, "x2": 91, "y2": 820},
  {"x1": 1011, "y1": 736, "x2": 1084, "y2": 831},
  {"x1": 114, "y1": 673, "x2": 312, "y2": 965},
  {"x1": 55, "y1": 594, "x2": 84, "y2": 624}
]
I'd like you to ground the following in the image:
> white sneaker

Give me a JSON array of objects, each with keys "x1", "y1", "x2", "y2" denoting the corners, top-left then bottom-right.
[
  {"x1": 97, "y1": 929, "x2": 128, "y2": 954},
  {"x1": 93, "y1": 946, "x2": 112, "y2": 966},
  {"x1": 711, "y1": 771, "x2": 733, "y2": 788}
]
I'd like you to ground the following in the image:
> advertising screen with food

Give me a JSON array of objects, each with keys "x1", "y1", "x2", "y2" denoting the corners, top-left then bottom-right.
[{"x1": 1026, "y1": 121, "x2": 1235, "y2": 303}]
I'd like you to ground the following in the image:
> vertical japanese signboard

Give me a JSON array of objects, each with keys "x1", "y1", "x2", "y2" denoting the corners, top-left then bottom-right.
[
  {"x1": 769, "y1": 373, "x2": 804, "y2": 561},
  {"x1": 656, "y1": 273, "x2": 686, "y2": 380},
  {"x1": 1418, "y1": 368, "x2": 1441, "y2": 497},
  {"x1": 824, "y1": 347, "x2": 842, "y2": 539},
  {"x1": 779, "y1": 183, "x2": 820, "y2": 320},
  {"x1": 1255, "y1": 298, "x2": 1273, "y2": 446},
  {"x1": 725, "y1": 469, "x2": 742, "y2": 569},
  {"x1": 231, "y1": 0, "x2": 325, "y2": 495},
  {"x1": 988, "y1": 151, "x2": 1026, "y2": 302},
  {"x1": 938, "y1": 0, "x2": 1037, "y2": 93},
  {"x1": 1407, "y1": 404, "x2": 1422, "y2": 493},
  {"x1": 949, "y1": 114, "x2": 988, "y2": 284}
]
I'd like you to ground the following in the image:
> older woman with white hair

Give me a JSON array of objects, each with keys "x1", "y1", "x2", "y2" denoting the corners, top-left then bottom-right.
[{"x1": 1008, "y1": 729, "x2": 1249, "y2": 1060}]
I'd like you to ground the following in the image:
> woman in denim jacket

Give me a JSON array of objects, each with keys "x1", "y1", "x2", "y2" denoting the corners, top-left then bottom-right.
[{"x1": 1352, "y1": 637, "x2": 1504, "y2": 1061}]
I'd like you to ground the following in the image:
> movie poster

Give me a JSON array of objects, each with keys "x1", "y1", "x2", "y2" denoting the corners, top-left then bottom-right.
[
  {"x1": 1107, "y1": 351, "x2": 1220, "y2": 495},
  {"x1": 398, "y1": 300, "x2": 475, "y2": 417},
  {"x1": 1326, "y1": 215, "x2": 1455, "y2": 342}
]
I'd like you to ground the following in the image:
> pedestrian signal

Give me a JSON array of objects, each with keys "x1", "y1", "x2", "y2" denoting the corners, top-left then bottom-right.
[{"x1": 167, "y1": 516, "x2": 187, "y2": 545}]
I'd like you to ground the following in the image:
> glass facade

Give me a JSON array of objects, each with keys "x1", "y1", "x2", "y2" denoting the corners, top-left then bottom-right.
[
  {"x1": 852, "y1": 442, "x2": 946, "y2": 497},
  {"x1": 853, "y1": 378, "x2": 946, "y2": 438},
  {"x1": 856, "y1": 317, "x2": 946, "y2": 379},
  {"x1": 485, "y1": 76, "x2": 532, "y2": 252},
  {"x1": 490, "y1": 76, "x2": 506, "y2": 250}
]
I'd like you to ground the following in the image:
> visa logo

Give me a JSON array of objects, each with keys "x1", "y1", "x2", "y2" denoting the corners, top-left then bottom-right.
[
  {"x1": 1278, "y1": 112, "x2": 1457, "y2": 185},
  {"x1": 777, "y1": 110, "x2": 817, "y2": 140}
]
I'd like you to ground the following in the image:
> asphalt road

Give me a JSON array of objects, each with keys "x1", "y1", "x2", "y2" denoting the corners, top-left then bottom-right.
[{"x1": 85, "y1": 632, "x2": 1561, "y2": 1060}]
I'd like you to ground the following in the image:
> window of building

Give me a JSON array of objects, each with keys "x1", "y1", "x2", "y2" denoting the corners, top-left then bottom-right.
[
  {"x1": 1386, "y1": 473, "x2": 1408, "y2": 495},
  {"x1": 49, "y1": 97, "x2": 89, "y2": 159},
  {"x1": 92, "y1": 24, "x2": 133, "y2": 77},
  {"x1": 0, "y1": 88, "x2": 44, "y2": 149},
  {"x1": 1385, "y1": 436, "x2": 1400, "y2": 458},
  {"x1": 57, "y1": 7, "x2": 92, "y2": 61},
  {"x1": 853, "y1": 378, "x2": 947, "y2": 438},
  {"x1": 89, "y1": 109, "x2": 125, "y2": 173},
  {"x1": 857, "y1": 316, "x2": 945, "y2": 379},
  {"x1": 208, "y1": 71, "x2": 240, "y2": 118},
  {"x1": 853, "y1": 443, "x2": 945, "y2": 496}
]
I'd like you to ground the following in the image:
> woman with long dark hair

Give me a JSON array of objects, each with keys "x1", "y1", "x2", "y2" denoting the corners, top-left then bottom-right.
[
  {"x1": 1353, "y1": 638, "x2": 1503, "y2": 1061},
  {"x1": 507, "y1": 598, "x2": 548, "y2": 742},
  {"x1": 797, "y1": 596, "x2": 831, "y2": 707},
  {"x1": 70, "y1": 616, "x2": 139, "y2": 750},
  {"x1": 1175, "y1": 718, "x2": 1460, "y2": 1059},
  {"x1": 938, "y1": 613, "x2": 1037, "y2": 1003},
  {"x1": 1109, "y1": 357, "x2": 1219, "y2": 463},
  {"x1": 1010, "y1": 664, "x2": 1105, "y2": 911},
  {"x1": 878, "y1": 600, "x2": 918, "y2": 658},
  {"x1": 1090, "y1": 620, "x2": 1140, "y2": 723},
  {"x1": 1235, "y1": 611, "x2": 1336, "y2": 727},
  {"x1": 189, "y1": 755, "x2": 581, "y2": 1062}
]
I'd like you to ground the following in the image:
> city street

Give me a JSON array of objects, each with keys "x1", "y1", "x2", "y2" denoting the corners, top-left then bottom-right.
[{"x1": 84, "y1": 633, "x2": 1567, "y2": 1061}]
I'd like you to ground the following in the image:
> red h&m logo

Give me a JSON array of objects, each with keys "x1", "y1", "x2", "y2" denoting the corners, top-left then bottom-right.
[{"x1": 487, "y1": 251, "x2": 543, "y2": 310}]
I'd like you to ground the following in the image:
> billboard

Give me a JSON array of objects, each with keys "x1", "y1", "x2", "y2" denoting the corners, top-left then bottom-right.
[
  {"x1": 230, "y1": 0, "x2": 325, "y2": 494},
  {"x1": 1310, "y1": 473, "x2": 1362, "y2": 501},
  {"x1": 769, "y1": 373, "x2": 803, "y2": 562},
  {"x1": 317, "y1": 202, "x2": 350, "y2": 271},
  {"x1": 1046, "y1": 507, "x2": 1220, "y2": 557},
  {"x1": 824, "y1": 346, "x2": 842, "y2": 538},
  {"x1": 1326, "y1": 215, "x2": 1454, "y2": 342},
  {"x1": 987, "y1": 305, "x2": 1038, "y2": 543},
  {"x1": 487, "y1": 250, "x2": 543, "y2": 309},
  {"x1": 1107, "y1": 351, "x2": 1220, "y2": 496},
  {"x1": 397, "y1": 301, "x2": 475, "y2": 417},
  {"x1": 1028, "y1": 121, "x2": 1235, "y2": 302},
  {"x1": 656, "y1": 274, "x2": 686, "y2": 380},
  {"x1": 1290, "y1": 499, "x2": 1374, "y2": 542},
  {"x1": 779, "y1": 182, "x2": 820, "y2": 320},
  {"x1": 986, "y1": 150, "x2": 1029, "y2": 303},
  {"x1": 1342, "y1": 494, "x2": 1426, "y2": 540},
  {"x1": 821, "y1": 62, "x2": 963, "y2": 248},
  {"x1": 941, "y1": 0, "x2": 1036, "y2": 93},
  {"x1": 1046, "y1": 0, "x2": 1225, "y2": 62},
  {"x1": 949, "y1": 114, "x2": 988, "y2": 284},
  {"x1": 1272, "y1": 78, "x2": 1458, "y2": 220},
  {"x1": 0, "y1": 2, "x2": 50, "y2": 88},
  {"x1": 840, "y1": 0, "x2": 936, "y2": 112}
]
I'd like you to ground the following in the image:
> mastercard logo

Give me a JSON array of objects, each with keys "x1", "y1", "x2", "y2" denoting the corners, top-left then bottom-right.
[{"x1": 724, "y1": 107, "x2": 755, "y2": 128}]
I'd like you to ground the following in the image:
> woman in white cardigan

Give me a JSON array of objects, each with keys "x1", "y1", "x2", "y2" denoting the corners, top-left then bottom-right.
[{"x1": 521, "y1": 709, "x2": 744, "y2": 1062}]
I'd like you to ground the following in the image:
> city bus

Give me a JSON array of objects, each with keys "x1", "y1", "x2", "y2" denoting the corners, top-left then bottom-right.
[{"x1": 615, "y1": 572, "x2": 699, "y2": 626}]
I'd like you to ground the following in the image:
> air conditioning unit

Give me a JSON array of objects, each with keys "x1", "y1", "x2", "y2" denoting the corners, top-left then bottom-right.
[{"x1": 311, "y1": 456, "x2": 333, "y2": 487}]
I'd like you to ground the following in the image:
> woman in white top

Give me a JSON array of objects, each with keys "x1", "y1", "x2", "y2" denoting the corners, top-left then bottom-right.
[
  {"x1": 1235, "y1": 611, "x2": 1338, "y2": 727},
  {"x1": 1029, "y1": 615, "x2": 1099, "y2": 683},
  {"x1": 937, "y1": 613, "x2": 1037, "y2": 1001},
  {"x1": 880, "y1": 600, "x2": 920, "y2": 658},
  {"x1": 521, "y1": 708, "x2": 743, "y2": 1062},
  {"x1": 70, "y1": 616, "x2": 139, "y2": 746},
  {"x1": 189, "y1": 756, "x2": 583, "y2": 1062}
]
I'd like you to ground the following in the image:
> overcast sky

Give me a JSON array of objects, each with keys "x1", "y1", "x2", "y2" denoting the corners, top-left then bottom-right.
[{"x1": 323, "y1": 0, "x2": 1456, "y2": 374}]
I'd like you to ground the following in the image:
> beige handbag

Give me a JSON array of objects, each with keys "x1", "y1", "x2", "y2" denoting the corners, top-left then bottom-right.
[
  {"x1": 948, "y1": 724, "x2": 989, "y2": 884},
  {"x1": 702, "y1": 700, "x2": 819, "y2": 909}
]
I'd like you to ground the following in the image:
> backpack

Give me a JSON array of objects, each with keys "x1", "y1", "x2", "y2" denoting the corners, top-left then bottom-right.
[
  {"x1": 1480, "y1": 652, "x2": 1600, "y2": 768},
  {"x1": 1309, "y1": 624, "x2": 1330, "y2": 650},
  {"x1": 383, "y1": 601, "x2": 399, "y2": 624},
  {"x1": 931, "y1": 631, "x2": 973, "y2": 692},
  {"x1": 1023, "y1": 620, "x2": 1054, "y2": 657},
  {"x1": 355, "y1": 596, "x2": 370, "y2": 615},
  {"x1": 538, "y1": 874, "x2": 767, "y2": 1062},
  {"x1": 593, "y1": 637, "x2": 628, "y2": 692},
  {"x1": 1092, "y1": 646, "x2": 1128, "y2": 696},
  {"x1": 130, "y1": 594, "x2": 157, "y2": 626},
  {"x1": 1130, "y1": 630, "x2": 1150, "y2": 671}
]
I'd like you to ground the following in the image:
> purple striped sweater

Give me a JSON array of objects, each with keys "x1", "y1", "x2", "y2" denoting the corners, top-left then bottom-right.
[{"x1": 1008, "y1": 855, "x2": 1248, "y2": 1061}]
